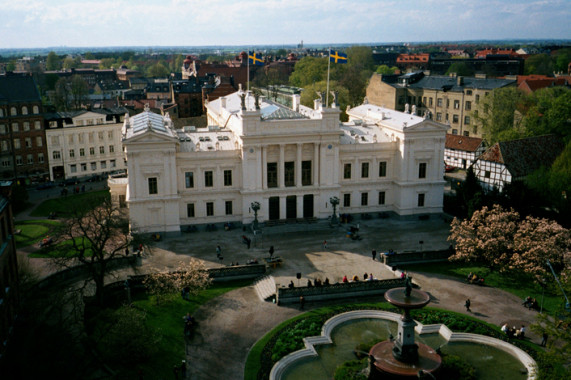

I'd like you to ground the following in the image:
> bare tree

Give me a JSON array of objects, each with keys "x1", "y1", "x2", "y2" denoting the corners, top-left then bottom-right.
[{"x1": 52, "y1": 198, "x2": 138, "y2": 305}]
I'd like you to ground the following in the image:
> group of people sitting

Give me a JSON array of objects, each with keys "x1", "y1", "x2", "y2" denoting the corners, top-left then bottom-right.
[
  {"x1": 522, "y1": 296, "x2": 539, "y2": 310},
  {"x1": 466, "y1": 272, "x2": 485, "y2": 286},
  {"x1": 501, "y1": 323, "x2": 526, "y2": 339},
  {"x1": 342, "y1": 273, "x2": 376, "y2": 283}
]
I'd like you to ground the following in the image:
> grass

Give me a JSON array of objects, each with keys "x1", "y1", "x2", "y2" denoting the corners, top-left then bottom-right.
[
  {"x1": 89, "y1": 280, "x2": 252, "y2": 380},
  {"x1": 14, "y1": 220, "x2": 62, "y2": 248},
  {"x1": 29, "y1": 190, "x2": 110, "y2": 217},
  {"x1": 28, "y1": 236, "x2": 94, "y2": 258},
  {"x1": 401, "y1": 261, "x2": 566, "y2": 315}
]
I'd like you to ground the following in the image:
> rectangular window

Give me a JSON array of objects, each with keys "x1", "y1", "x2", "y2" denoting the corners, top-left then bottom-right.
[
  {"x1": 109, "y1": 145, "x2": 114, "y2": 153},
  {"x1": 23, "y1": 122, "x2": 30, "y2": 131},
  {"x1": 378, "y1": 191, "x2": 386, "y2": 205},
  {"x1": 148, "y1": 177, "x2": 158, "y2": 194},
  {"x1": 361, "y1": 162, "x2": 369, "y2": 178},
  {"x1": 53, "y1": 150, "x2": 60, "y2": 159},
  {"x1": 36, "y1": 136, "x2": 43, "y2": 147},
  {"x1": 99, "y1": 146, "x2": 105, "y2": 154},
  {"x1": 68, "y1": 135, "x2": 74, "y2": 144},
  {"x1": 101, "y1": 161, "x2": 107, "y2": 169},
  {"x1": 91, "y1": 162, "x2": 97, "y2": 171},
  {"x1": 25, "y1": 137, "x2": 32, "y2": 148},
  {"x1": 225, "y1": 201, "x2": 232, "y2": 215},
  {"x1": 475, "y1": 94, "x2": 480, "y2": 104},
  {"x1": 38, "y1": 153, "x2": 44, "y2": 163},
  {"x1": 187, "y1": 203, "x2": 195, "y2": 217},
  {"x1": 378, "y1": 161, "x2": 387, "y2": 177},
  {"x1": 452, "y1": 115, "x2": 459, "y2": 124},
  {"x1": 429, "y1": 97, "x2": 433, "y2": 107},
  {"x1": 465, "y1": 101, "x2": 471, "y2": 111},
  {"x1": 343, "y1": 163, "x2": 351, "y2": 179},
  {"x1": 15, "y1": 155, "x2": 23, "y2": 166},
  {"x1": 267, "y1": 162, "x2": 277, "y2": 188},
  {"x1": 284, "y1": 161, "x2": 295, "y2": 187},
  {"x1": 185, "y1": 172, "x2": 194, "y2": 188},
  {"x1": 98, "y1": 131, "x2": 104, "y2": 141},
  {"x1": 0, "y1": 124, "x2": 6, "y2": 134},
  {"x1": 108, "y1": 131, "x2": 114, "y2": 139},
  {"x1": 69, "y1": 149, "x2": 75, "y2": 158},
  {"x1": 446, "y1": 99, "x2": 450, "y2": 108},
  {"x1": 1, "y1": 141, "x2": 8, "y2": 151},
  {"x1": 81, "y1": 163, "x2": 87, "y2": 172},
  {"x1": 89, "y1": 147, "x2": 95, "y2": 156},
  {"x1": 27, "y1": 154, "x2": 33, "y2": 164},
  {"x1": 224, "y1": 170, "x2": 232, "y2": 186},
  {"x1": 463, "y1": 131, "x2": 470, "y2": 136},
  {"x1": 78, "y1": 133, "x2": 84, "y2": 143},
  {"x1": 204, "y1": 171, "x2": 213, "y2": 187},
  {"x1": 302, "y1": 160, "x2": 312, "y2": 186},
  {"x1": 361, "y1": 192, "x2": 368, "y2": 206},
  {"x1": 419, "y1": 162, "x2": 427, "y2": 178},
  {"x1": 13, "y1": 139, "x2": 20, "y2": 149},
  {"x1": 437, "y1": 98, "x2": 442, "y2": 107},
  {"x1": 418, "y1": 193, "x2": 425, "y2": 207},
  {"x1": 466, "y1": 90, "x2": 473, "y2": 95},
  {"x1": 12, "y1": 122, "x2": 19, "y2": 132},
  {"x1": 485, "y1": 171, "x2": 491, "y2": 178},
  {"x1": 436, "y1": 112, "x2": 442, "y2": 121},
  {"x1": 1, "y1": 160, "x2": 10, "y2": 167},
  {"x1": 80, "y1": 148, "x2": 85, "y2": 157},
  {"x1": 34, "y1": 120, "x2": 41, "y2": 130},
  {"x1": 464, "y1": 116, "x2": 471, "y2": 125},
  {"x1": 70, "y1": 164, "x2": 77, "y2": 173},
  {"x1": 89, "y1": 133, "x2": 94, "y2": 143},
  {"x1": 343, "y1": 193, "x2": 351, "y2": 207},
  {"x1": 206, "y1": 202, "x2": 214, "y2": 216},
  {"x1": 454, "y1": 100, "x2": 460, "y2": 109},
  {"x1": 110, "y1": 159, "x2": 116, "y2": 168}
]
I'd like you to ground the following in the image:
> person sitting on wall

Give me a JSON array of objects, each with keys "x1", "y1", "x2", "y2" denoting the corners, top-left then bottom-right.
[
  {"x1": 307, "y1": 279, "x2": 313, "y2": 287},
  {"x1": 288, "y1": 280, "x2": 295, "y2": 289},
  {"x1": 352, "y1": 275, "x2": 359, "y2": 282},
  {"x1": 342, "y1": 275, "x2": 348, "y2": 283},
  {"x1": 324, "y1": 278, "x2": 330, "y2": 285}
]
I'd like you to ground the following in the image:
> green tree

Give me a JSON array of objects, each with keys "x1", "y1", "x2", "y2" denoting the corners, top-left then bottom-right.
[
  {"x1": 474, "y1": 87, "x2": 526, "y2": 144},
  {"x1": 299, "y1": 80, "x2": 350, "y2": 120},
  {"x1": 146, "y1": 62, "x2": 170, "y2": 78},
  {"x1": 554, "y1": 48, "x2": 571, "y2": 72},
  {"x1": 54, "y1": 77, "x2": 71, "y2": 111},
  {"x1": 375, "y1": 65, "x2": 398, "y2": 75},
  {"x1": 62, "y1": 57, "x2": 76, "y2": 70},
  {"x1": 84, "y1": 52, "x2": 94, "y2": 60},
  {"x1": 46, "y1": 51, "x2": 59, "y2": 70},
  {"x1": 6, "y1": 60, "x2": 16, "y2": 72},
  {"x1": 523, "y1": 87, "x2": 571, "y2": 140},
  {"x1": 289, "y1": 56, "x2": 329, "y2": 87},
  {"x1": 524, "y1": 54, "x2": 554, "y2": 75},
  {"x1": 70, "y1": 75, "x2": 89, "y2": 110},
  {"x1": 98, "y1": 58, "x2": 115, "y2": 69},
  {"x1": 445, "y1": 62, "x2": 475, "y2": 77}
]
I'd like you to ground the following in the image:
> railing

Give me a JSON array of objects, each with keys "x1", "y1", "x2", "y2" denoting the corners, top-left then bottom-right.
[
  {"x1": 276, "y1": 278, "x2": 406, "y2": 305},
  {"x1": 381, "y1": 249, "x2": 453, "y2": 266}
]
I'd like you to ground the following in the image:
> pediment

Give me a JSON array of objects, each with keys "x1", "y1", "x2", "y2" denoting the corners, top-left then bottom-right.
[
  {"x1": 124, "y1": 129, "x2": 179, "y2": 145},
  {"x1": 404, "y1": 120, "x2": 448, "y2": 132}
]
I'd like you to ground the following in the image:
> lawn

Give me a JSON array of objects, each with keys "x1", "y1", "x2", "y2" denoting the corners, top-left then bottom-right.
[
  {"x1": 401, "y1": 261, "x2": 565, "y2": 315},
  {"x1": 28, "y1": 236, "x2": 93, "y2": 258},
  {"x1": 88, "y1": 280, "x2": 252, "y2": 380},
  {"x1": 14, "y1": 220, "x2": 62, "y2": 248},
  {"x1": 29, "y1": 190, "x2": 110, "y2": 217}
]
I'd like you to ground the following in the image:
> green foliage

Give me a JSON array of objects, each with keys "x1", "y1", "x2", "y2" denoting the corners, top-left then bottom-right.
[
  {"x1": 270, "y1": 317, "x2": 322, "y2": 361},
  {"x1": 375, "y1": 64, "x2": 398, "y2": 75},
  {"x1": 333, "y1": 358, "x2": 368, "y2": 380},
  {"x1": 289, "y1": 56, "x2": 329, "y2": 87},
  {"x1": 446, "y1": 62, "x2": 475, "y2": 77},
  {"x1": 525, "y1": 54, "x2": 554, "y2": 75},
  {"x1": 46, "y1": 51, "x2": 59, "y2": 70},
  {"x1": 439, "y1": 354, "x2": 477, "y2": 380},
  {"x1": 299, "y1": 80, "x2": 350, "y2": 120},
  {"x1": 146, "y1": 62, "x2": 170, "y2": 78},
  {"x1": 30, "y1": 190, "x2": 109, "y2": 217}
]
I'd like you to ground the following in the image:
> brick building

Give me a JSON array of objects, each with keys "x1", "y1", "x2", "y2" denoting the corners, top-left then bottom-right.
[{"x1": 0, "y1": 73, "x2": 49, "y2": 182}]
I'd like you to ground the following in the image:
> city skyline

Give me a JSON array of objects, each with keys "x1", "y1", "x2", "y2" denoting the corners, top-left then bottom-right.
[{"x1": 0, "y1": 0, "x2": 570, "y2": 49}]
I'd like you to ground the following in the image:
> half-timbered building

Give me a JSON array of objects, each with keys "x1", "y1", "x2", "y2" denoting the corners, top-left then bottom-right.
[{"x1": 444, "y1": 134, "x2": 486, "y2": 170}]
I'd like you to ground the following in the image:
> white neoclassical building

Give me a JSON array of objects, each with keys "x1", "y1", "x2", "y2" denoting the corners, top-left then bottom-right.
[{"x1": 109, "y1": 92, "x2": 448, "y2": 234}]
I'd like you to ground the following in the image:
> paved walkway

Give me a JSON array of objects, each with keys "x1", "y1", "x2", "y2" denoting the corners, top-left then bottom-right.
[{"x1": 15, "y1": 201, "x2": 543, "y2": 380}]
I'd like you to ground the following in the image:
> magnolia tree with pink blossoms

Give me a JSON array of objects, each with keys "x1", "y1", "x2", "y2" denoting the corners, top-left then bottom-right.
[{"x1": 448, "y1": 205, "x2": 571, "y2": 278}]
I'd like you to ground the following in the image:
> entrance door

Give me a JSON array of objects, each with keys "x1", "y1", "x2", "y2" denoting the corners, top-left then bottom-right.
[
  {"x1": 462, "y1": 159, "x2": 467, "y2": 169},
  {"x1": 52, "y1": 166, "x2": 64, "y2": 180},
  {"x1": 286, "y1": 195, "x2": 297, "y2": 219},
  {"x1": 303, "y1": 194, "x2": 314, "y2": 218},
  {"x1": 268, "y1": 197, "x2": 280, "y2": 220}
]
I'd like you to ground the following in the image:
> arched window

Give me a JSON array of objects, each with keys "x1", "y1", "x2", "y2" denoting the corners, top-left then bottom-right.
[
  {"x1": 0, "y1": 108, "x2": 4, "y2": 117},
  {"x1": 33, "y1": 106, "x2": 39, "y2": 114},
  {"x1": 10, "y1": 107, "x2": 17, "y2": 116}
]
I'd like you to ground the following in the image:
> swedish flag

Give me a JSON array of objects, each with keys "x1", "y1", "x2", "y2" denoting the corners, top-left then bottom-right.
[
  {"x1": 329, "y1": 49, "x2": 347, "y2": 64},
  {"x1": 248, "y1": 51, "x2": 264, "y2": 66}
]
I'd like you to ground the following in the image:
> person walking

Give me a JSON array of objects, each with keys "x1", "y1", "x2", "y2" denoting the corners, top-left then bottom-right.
[
  {"x1": 322, "y1": 240, "x2": 327, "y2": 249},
  {"x1": 216, "y1": 245, "x2": 221, "y2": 257},
  {"x1": 299, "y1": 296, "x2": 305, "y2": 310},
  {"x1": 541, "y1": 332, "x2": 548, "y2": 347},
  {"x1": 464, "y1": 298, "x2": 471, "y2": 312},
  {"x1": 372, "y1": 250, "x2": 377, "y2": 261},
  {"x1": 269, "y1": 246, "x2": 274, "y2": 258}
]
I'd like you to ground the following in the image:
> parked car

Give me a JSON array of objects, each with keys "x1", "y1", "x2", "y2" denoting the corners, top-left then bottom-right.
[
  {"x1": 445, "y1": 164, "x2": 455, "y2": 173},
  {"x1": 36, "y1": 181, "x2": 55, "y2": 190}
]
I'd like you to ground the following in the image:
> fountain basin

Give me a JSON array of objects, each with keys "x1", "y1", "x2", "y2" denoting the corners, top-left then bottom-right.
[{"x1": 269, "y1": 310, "x2": 537, "y2": 380}]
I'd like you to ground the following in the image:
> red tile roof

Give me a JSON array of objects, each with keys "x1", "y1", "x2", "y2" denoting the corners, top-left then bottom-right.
[
  {"x1": 445, "y1": 134, "x2": 484, "y2": 152},
  {"x1": 396, "y1": 53, "x2": 429, "y2": 63},
  {"x1": 475, "y1": 48, "x2": 518, "y2": 59}
]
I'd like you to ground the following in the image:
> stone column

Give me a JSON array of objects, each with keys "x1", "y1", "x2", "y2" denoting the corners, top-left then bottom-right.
[
  {"x1": 313, "y1": 143, "x2": 319, "y2": 186},
  {"x1": 261, "y1": 146, "x2": 267, "y2": 190},
  {"x1": 296, "y1": 143, "x2": 302, "y2": 188},
  {"x1": 279, "y1": 144, "x2": 285, "y2": 188}
]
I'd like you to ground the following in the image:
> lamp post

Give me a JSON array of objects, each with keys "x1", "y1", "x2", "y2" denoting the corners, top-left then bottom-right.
[
  {"x1": 329, "y1": 196, "x2": 339, "y2": 226},
  {"x1": 251, "y1": 201, "x2": 260, "y2": 231}
]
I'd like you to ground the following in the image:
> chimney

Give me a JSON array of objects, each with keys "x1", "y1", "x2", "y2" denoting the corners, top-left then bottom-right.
[
  {"x1": 220, "y1": 96, "x2": 226, "y2": 108},
  {"x1": 457, "y1": 76, "x2": 464, "y2": 86},
  {"x1": 292, "y1": 94, "x2": 301, "y2": 112},
  {"x1": 314, "y1": 99, "x2": 321, "y2": 110}
]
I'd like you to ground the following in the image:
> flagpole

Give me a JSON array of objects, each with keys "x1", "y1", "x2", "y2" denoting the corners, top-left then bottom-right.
[
  {"x1": 326, "y1": 47, "x2": 331, "y2": 108},
  {"x1": 247, "y1": 49, "x2": 250, "y2": 92}
]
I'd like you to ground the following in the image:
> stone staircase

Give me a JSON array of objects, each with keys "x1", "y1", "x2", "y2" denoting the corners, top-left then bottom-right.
[{"x1": 254, "y1": 275, "x2": 277, "y2": 302}]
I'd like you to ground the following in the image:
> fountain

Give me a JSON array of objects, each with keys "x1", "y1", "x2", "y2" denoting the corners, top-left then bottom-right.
[{"x1": 368, "y1": 278, "x2": 441, "y2": 378}]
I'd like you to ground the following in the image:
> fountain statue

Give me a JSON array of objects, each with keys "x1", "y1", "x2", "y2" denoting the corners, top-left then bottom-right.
[{"x1": 368, "y1": 279, "x2": 441, "y2": 378}]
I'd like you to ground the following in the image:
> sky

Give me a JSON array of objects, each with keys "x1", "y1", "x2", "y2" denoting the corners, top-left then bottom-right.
[{"x1": 0, "y1": 0, "x2": 570, "y2": 49}]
